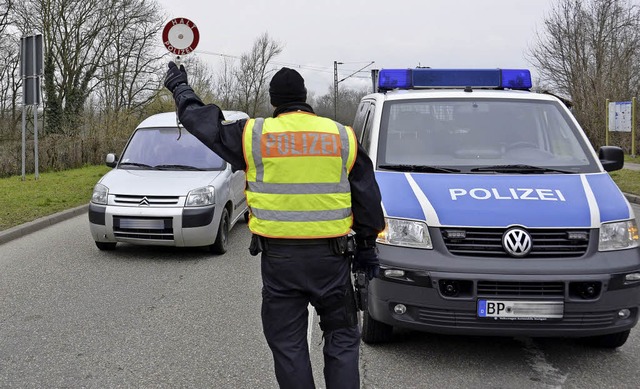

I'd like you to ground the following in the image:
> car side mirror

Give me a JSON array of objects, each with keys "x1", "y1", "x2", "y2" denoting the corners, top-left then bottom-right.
[
  {"x1": 598, "y1": 146, "x2": 624, "y2": 172},
  {"x1": 105, "y1": 153, "x2": 118, "y2": 168}
]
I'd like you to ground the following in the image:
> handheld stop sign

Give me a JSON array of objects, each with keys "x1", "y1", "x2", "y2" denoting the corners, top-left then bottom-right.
[
  {"x1": 162, "y1": 17, "x2": 199, "y2": 136},
  {"x1": 162, "y1": 17, "x2": 199, "y2": 63}
]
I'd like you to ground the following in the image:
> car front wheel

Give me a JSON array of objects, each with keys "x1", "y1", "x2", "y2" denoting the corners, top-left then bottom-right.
[{"x1": 209, "y1": 208, "x2": 229, "y2": 254}]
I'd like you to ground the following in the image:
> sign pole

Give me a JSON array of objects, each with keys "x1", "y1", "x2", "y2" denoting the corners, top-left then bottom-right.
[
  {"x1": 632, "y1": 97, "x2": 637, "y2": 158},
  {"x1": 21, "y1": 37, "x2": 26, "y2": 181},
  {"x1": 32, "y1": 35, "x2": 39, "y2": 180},
  {"x1": 605, "y1": 98, "x2": 610, "y2": 147}
]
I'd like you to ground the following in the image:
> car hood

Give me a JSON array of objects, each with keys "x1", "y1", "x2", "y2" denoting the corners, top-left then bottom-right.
[
  {"x1": 99, "y1": 168, "x2": 223, "y2": 196},
  {"x1": 375, "y1": 171, "x2": 632, "y2": 228}
]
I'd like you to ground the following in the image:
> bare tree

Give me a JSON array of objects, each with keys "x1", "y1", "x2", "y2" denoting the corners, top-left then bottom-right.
[
  {"x1": 528, "y1": 0, "x2": 640, "y2": 150},
  {"x1": 214, "y1": 57, "x2": 240, "y2": 110},
  {"x1": 313, "y1": 85, "x2": 369, "y2": 126},
  {"x1": 235, "y1": 32, "x2": 283, "y2": 117},
  {"x1": 97, "y1": 0, "x2": 165, "y2": 116},
  {"x1": 0, "y1": 0, "x2": 21, "y2": 135}
]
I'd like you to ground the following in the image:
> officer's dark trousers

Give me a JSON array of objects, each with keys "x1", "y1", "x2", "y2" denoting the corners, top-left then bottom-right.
[{"x1": 261, "y1": 242, "x2": 360, "y2": 389}]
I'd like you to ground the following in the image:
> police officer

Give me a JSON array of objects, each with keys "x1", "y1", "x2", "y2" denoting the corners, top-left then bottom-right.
[{"x1": 164, "y1": 62, "x2": 385, "y2": 389}]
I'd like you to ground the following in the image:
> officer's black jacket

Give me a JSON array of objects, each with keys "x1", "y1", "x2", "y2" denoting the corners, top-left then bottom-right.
[{"x1": 172, "y1": 84, "x2": 385, "y2": 244}]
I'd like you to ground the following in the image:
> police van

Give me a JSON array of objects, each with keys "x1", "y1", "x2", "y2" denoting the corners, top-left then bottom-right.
[{"x1": 352, "y1": 68, "x2": 640, "y2": 348}]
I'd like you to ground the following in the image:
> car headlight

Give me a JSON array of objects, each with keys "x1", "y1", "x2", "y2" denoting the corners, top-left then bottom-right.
[
  {"x1": 186, "y1": 186, "x2": 215, "y2": 207},
  {"x1": 91, "y1": 183, "x2": 108, "y2": 205},
  {"x1": 377, "y1": 217, "x2": 433, "y2": 249},
  {"x1": 599, "y1": 219, "x2": 639, "y2": 251}
]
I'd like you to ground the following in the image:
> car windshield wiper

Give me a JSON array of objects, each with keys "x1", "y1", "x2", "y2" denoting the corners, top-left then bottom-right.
[
  {"x1": 119, "y1": 162, "x2": 153, "y2": 169},
  {"x1": 378, "y1": 164, "x2": 461, "y2": 173},
  {"x1": 154, "y1": 164, "x2": 205, "y2": 171},
  {"x1": 470, "y1": 164, "x2": 574, "y2": 174}
]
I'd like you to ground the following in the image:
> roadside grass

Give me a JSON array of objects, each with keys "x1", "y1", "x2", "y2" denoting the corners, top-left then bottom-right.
[
  {"x1": 0, "y1": 163, "x2": 639, "y2": 233},
  {"x1": 610, "y1": 169, "x2": 640, "y2": 196},
  {"x1": 625, "y1": 154, "x2": 640, "y2": 164},
  {"x1": 0, "y1": 165, "x2": 111, "y2": 231}
]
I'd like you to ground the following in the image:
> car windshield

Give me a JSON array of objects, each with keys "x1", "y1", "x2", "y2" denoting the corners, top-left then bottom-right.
[
  {"x1": 119, "y1": 127, "x2": 225, "y2": 170},
  {"x1": 377, "y1": 98, "x2": 599, "y2": 173}
]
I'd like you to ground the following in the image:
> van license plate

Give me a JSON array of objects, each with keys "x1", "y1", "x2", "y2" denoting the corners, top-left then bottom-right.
[{"x1": 477, "y1": 300, "x2": 563, "y2": 320}]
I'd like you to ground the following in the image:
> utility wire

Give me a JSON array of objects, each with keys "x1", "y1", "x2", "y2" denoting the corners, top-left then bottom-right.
[{"x1": 195, "y1": 49, "x2": 373, "y2": 76}]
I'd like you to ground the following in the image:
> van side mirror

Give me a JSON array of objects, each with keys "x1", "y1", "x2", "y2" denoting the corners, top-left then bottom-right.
[
  {"x1": 598, "y1": 146, "x2": 624, "y2": 172},
  {"x1": 105, "y1": 153, "x2": 118, "y2": 168}
]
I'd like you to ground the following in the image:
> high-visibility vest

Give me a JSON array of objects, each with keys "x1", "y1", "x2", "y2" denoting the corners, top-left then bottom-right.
[{"x1": 243, "y1": 111, "x2": 358, "y2": 238}]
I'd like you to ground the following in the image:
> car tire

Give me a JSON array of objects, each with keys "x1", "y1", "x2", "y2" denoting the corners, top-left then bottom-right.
[
  {"x1": 361, "y1": 301, "x2": 393, "y2": 344},
  {"x1": 95, "y1": 241, "x2": 116, "y2": 251},
  {"x1": 210, "y1": 208, "x2": 230, "y2": 254},
  {"x1": 583, "y1": 329, "x2": 630, "y2": 349},
  {"x1": 244, "y1": 210, "x2": 250, "y2": 223}
]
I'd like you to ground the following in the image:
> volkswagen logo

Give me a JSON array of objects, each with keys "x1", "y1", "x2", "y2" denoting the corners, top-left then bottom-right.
[
  {"x1": 139, "y1": 197, "x2": 150, "y2": 206},
  {"x1": 502, "y1": 228, "x2": 532, "y2": 257}
]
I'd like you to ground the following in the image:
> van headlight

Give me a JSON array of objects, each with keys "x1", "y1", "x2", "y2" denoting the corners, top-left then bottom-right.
[
  {"x1": 186, "y1": 186, "x2": 215, "y2": 207},
  {"x1": 377, "y1": 217, "x2": 433, "y2": 249},
  {"x1": 599, "y1": 220, "x2": 639, "y2": 251},
  {"x1": 91, "y1": 183, "x2": 109, "y2": 205}
]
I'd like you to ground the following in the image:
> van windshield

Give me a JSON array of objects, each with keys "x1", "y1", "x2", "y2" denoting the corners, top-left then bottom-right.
[
  {"x1": 377, "y1": 99, "x2": 599, "y2": 173},
  {"x1": 119, "y1": 127, "x2": 225, "y2": 170}
]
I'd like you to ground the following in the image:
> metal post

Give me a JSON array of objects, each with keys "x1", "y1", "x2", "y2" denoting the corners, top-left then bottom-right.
[
  {"x1": 632, "y1": 97, "x2": 637, "y2": 158},
  {"x1": 32, "y1": 35, "x2": 39, "y2": 180},
  {"x1": 333, "y1": 61, "x2": 340, "y2": 120},
  {"x1": 21, "y1": 37, "x2": 26, "y2": 181},
  {"x1": 605, "y1": 98, "x2": 610, "y2": 147}
]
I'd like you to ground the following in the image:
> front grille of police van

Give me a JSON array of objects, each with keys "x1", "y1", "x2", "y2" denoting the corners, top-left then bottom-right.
[
  {"x1": 416, "y1": 307, "x2": 616, "y2": 329},
  {"x1": 441, "y1": 228, "x2": 589, "y2": 258},
  {"x1": 113, "y1": 216, "x2": 174, "y2": 241},
  {"x1": 477, "y1": 281, "x2": 565, "y2": 297},
  {"x1": 113, "y1": 195, "x2": 180, "y2": 206}
]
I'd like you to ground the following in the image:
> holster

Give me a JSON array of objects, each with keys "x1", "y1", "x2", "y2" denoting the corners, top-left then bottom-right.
[
  {"x1": 353, "y1": 270, "x2": 368, "y2": 311},
  {"x1": 249, "y1": 234, "x2": 265, "y2": 256}
]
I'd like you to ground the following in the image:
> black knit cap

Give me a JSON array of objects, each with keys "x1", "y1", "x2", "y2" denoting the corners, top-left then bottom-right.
[{"x1": 269, "y1": 67, "x2": 307, "y2": 107}]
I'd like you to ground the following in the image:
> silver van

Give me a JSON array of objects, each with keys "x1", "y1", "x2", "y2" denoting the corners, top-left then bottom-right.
[{"x1": 89, "y1": 111, "x2": 249, "y2": 254}]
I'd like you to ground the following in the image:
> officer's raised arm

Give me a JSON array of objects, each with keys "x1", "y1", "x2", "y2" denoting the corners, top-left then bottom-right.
[{"x1": 164, "y1": 61, "x2": 247, "y2": 171}]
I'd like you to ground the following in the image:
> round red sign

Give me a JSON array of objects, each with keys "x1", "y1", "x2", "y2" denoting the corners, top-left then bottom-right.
[{"x1": 162, "y1": 18, "x2": 200, "y2": 55}]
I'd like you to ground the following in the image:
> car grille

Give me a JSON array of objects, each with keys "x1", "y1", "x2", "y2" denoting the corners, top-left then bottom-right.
[
  {"x1": 416, "y1": 307, "x2": 616, "y2": 329},
  {"x1": 477, "y1": 281, "x2": 565, "y2": 297},
  {"x1": 113, "y1": 195, "x2": 180, "y2": 206},
  {"x1": 441, "y1": 228, "x2": 589, "y2": 258},
  {"x1": 113, "y1": 216, "x2": 174, "y2": 241}
]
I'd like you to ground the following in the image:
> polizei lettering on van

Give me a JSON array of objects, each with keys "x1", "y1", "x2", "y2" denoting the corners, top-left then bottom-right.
[{"x1": 449, "y1": 188, "x2": 567, "y2": 201}]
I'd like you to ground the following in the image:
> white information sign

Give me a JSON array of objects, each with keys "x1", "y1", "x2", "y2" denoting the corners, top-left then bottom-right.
[{"x1": 608, "y1": 101, "x2": 633, "y2": 132}]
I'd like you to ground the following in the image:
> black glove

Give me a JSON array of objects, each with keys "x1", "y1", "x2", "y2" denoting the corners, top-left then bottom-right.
[
  {"x1": 353, "y1": 246, "x2": 380, "y2": 281},
  {"x1": 164, "y1": 61, "x2": 188, "y2": 93}
]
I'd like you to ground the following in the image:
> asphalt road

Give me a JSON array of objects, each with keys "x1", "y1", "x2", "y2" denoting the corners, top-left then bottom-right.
[{"x1": 0, "y1": 204, "x2": 639, "y2": 388}]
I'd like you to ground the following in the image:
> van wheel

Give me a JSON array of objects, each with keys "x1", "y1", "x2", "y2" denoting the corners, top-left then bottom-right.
[
  {"x1": 209, "y1": 208, "x2": 230, "y2": 254},
  {"x1": 361, "y1": 302, "x2": 393, "y2": 344},
  {"x1": 95, "y1": 241, "x2": 116, "y2": 251},
  {"x1": 583, "y1": 330, "x2": 630, "y2": 349}
]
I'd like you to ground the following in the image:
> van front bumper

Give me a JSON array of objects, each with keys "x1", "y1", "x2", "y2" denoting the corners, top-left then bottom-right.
[{"x1": 368, "y1": 243, "x2": 640, "y2": 338}]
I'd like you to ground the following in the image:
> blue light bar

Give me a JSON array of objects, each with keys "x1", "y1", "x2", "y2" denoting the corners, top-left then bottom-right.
[{"x1": 378, "y1": 68, "x2": 532, "y2": 91}]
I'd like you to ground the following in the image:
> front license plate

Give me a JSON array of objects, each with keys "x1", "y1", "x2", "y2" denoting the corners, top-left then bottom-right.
[
  {"x1": 119, "y1": 218, "x2": 165, "y2": 230},
  {"x1": 477, "y1": 300, "x2": 563, "y2": 320}
]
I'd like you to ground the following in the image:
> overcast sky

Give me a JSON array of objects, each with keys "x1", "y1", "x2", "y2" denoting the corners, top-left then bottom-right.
[{"x1": 156, "y1": 0, "x2": 555, "y2": 96}]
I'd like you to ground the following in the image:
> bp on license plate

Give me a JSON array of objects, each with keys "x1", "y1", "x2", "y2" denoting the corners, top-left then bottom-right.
[{"x1": 477, "y1": 300, "x2": 563, "y2": 320}]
